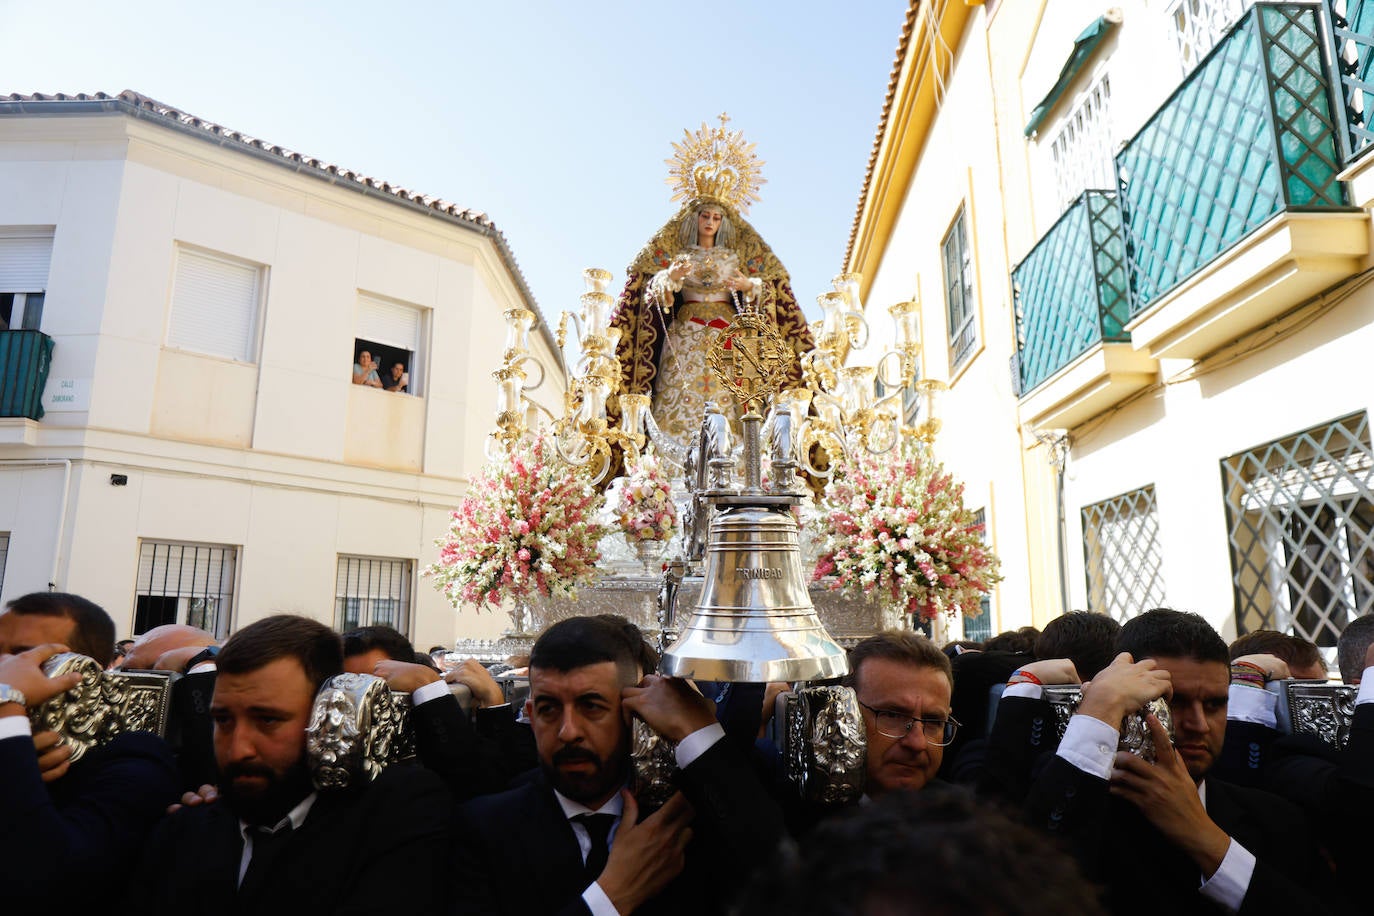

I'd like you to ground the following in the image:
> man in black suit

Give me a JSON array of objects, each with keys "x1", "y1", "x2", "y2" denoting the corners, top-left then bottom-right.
[
  {"x1": 139, "y1": 614, "x2": 450, "y2": 914},
  {"x1": 0, "y1": 641, "x2": 181, "y2": 905},
  {"x1": 452, "y1": 615, "x2": 785, "y2": 915},
  {"x1": 1022, "y1": 609, "x2": 1335, "y2": 914},
  {"x1": 345, "y1": 623, "x2": 535, "y2": 796}
]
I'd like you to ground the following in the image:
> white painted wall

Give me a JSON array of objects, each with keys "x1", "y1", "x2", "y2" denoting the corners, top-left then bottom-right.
[
  {"x1": 859, "y1": 8, "x2": 1039, "y2": 634},
  {"x1": 0, "y1": 110, "x2": 563, "y2": 648}
]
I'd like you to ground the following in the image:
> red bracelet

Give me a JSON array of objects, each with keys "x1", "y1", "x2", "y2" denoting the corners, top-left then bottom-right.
[{"x1": 1009, "y1": 669, "x2": 1042, "y2": 686}]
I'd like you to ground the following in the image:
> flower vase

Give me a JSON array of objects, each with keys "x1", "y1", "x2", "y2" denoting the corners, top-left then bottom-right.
[{"x1": 634, "y1": 538, "x2": 666, "y2": 575}]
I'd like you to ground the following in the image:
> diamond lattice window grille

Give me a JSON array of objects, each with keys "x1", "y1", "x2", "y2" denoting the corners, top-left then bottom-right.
[
  {"x1": 1222, "y1": 411, "x2": 1374, "y2": 647},
  {"x1": 1082, "y1": 485, "x2": 1167, "y2": 623},
  {"x1": 1171, "y1": 0, "x2": 1256, "y2": 74},
  {"x1": 1012, "y1": 190, "x2": 1130, "y2": 394},
  {"x1": 1328, "y1": 0, "x2": 1374, "y2": 161},
  {"x1": 1049, "y1": 74, "x2": 1117, "y2": 214},
  {"x1": 1117, "y1": 4, "x2": 1346, "y2": 315}
]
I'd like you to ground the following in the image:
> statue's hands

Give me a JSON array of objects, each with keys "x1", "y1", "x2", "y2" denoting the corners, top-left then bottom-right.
[
  {"x1": 668, "y1": 257, "x2": 692, "y2": 283},
  {"x1": 725, "y1": 270, "x2": 753, "y2": 293}
]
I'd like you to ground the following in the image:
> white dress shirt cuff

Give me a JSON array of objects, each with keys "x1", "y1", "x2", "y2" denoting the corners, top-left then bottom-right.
[
  {"x1": 0, "y1": 715, "x2": 32, "y2": 741},
  {"x1": 584, "y1": 880, "x2": 621, "y2": 916},
  {"x1": 674, "y1": 722, "x2": 725, "y2": 768},
  {"x1": 411, "y1": 678, "x2": 450, "y2": 706},
  {"x1": 1358, "y1": 670, "x2": 1374, "y2": 705},
  {"x1": 1057, "y1": 714, "x2": 1118, "y2": 781},
  {"x1": 1226, "y1": 683, "x2": 1277, "y2": 727},
  {"x1": 1198, "y1": 838, "x2": 1256, "y2": 913},
  {"x1": 1002, "y1": 682, "x2": 1044, "y2": 700}
]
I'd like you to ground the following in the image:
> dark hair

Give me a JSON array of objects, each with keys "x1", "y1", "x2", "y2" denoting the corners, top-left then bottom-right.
[
  {"x1": 734, "y1": 790, "x2": 1105, "y2": 916},
  {"x1": 217, "y1": 615, "x2": 343, "y2": 691},
  {"x1": 941, "y1": 639, "x2": 983, "y2": 659},
  {"x1": 982, "y1": 626, "x2": 1041, "y2": 655},
  {"x1": 530, "y1": 616, "x2": 642, "y2": 685},
  {"x1": 1118, "y1": 608, "x2": 1227, "y2": 665},
  {"x1": 341, "y1": 624, "x2": 415, "y2": 663},
  {"x1": 592, "y1": 614, "x2": 659, "y2": 676},
  {"x1": 1229, "y1": 629, "x2": 1323, "y2": 673},
  {"x1": 1337, "y1": 614, "x2": 1374, "y2": 683},
  {"x1": 845, "y1": 630, "x2": 953, "y2": 691},
  {"x1": 6, "y1": 592, "x2": 116, "y2": 667},
  {"x1": 1036, "y1": 611, "x2": 1122, "y2": 680}
]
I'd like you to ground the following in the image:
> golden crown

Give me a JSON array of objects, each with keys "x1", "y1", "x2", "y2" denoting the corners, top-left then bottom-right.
[{"x1": 665, "y1": 113, "x2": 766, "y2": 214}]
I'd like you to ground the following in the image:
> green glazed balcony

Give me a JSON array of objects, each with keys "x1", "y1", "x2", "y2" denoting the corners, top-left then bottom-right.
[
  {"x1": 1014, "y1": 191, "x2": 1131, "y2": 394},
  {"x1": 1012, "y1": 190, "x2": 1156, "y2": 430},
  {"x1": 1114, "y1": 3, "x2": 1366, "y2": 359},
  {"x1": 0, "y1": 330, "x2": 54, "y2": 420}
]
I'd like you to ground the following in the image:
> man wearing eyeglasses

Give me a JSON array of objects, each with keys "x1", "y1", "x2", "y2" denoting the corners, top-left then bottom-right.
[{"x1": 844, "y1": 631, "x2": 958, "y2": 796}]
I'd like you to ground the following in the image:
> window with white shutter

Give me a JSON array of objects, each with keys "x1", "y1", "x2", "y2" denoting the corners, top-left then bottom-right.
[
  {"x1": 0, "y1": 229, "x2": 54, "y2": 331},
  {"x1": 353, "y1": 293, "x2": 425, "y2": 396},
  {"x1": 167, "y1": 248, "x2": 262, "y2": 362}
]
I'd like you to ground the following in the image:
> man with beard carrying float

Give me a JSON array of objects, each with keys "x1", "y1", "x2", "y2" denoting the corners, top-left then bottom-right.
[
  {"x1": 608, "y1": 116, "x2": 814, "y2": 445},
  {"x1": 138, "y1": 615, "x2": 451, "y2": 913},
  {"x1": 450, "y1": 615, "x2": 784, "y2": 916}
]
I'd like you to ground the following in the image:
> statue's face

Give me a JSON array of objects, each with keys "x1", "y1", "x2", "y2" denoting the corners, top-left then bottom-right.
[{"x1": 697, "y1": 208, "x2": 723, "y2": 244}]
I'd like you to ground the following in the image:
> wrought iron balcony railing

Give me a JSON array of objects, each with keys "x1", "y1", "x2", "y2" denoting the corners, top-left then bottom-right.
[
  {"x1": 1117, "y1": 3, "x2": 1348, "y2": 315},
  {"x1": 0, "y1": 330, "x2": 55, "y2": 420},
  {"x1": 1012, "y1": 190, "x2": 1130, "y2": 394}
]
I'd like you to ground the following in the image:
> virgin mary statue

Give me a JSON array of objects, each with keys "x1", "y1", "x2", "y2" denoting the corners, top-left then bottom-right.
[{"x1": 609, "y1": 118, "x2": 814, "y2": 442}]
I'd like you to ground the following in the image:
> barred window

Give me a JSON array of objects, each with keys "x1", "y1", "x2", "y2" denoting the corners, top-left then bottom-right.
[
  {"x1": 1082, "y1": 485, "x2": 1166, "y2": 622},
  {"x1": 336, "y1": 555, "x2": 413, "y2": 635},
  {"x1": 1170, "y1": 0, "x2": 1253, "y2": 74},
  {"x1": 134, "y1": 541, "x2": 237, "y2": 638},
  {"x1": 942, "y1": 206, "x2": 977, "y2": 371},
  {"x1": 1048, "y1": 73, "x2": 1115, "y2": 213},
  {"x1": 1222, "y1": 412, "x2": 1374, "y2": 648}
]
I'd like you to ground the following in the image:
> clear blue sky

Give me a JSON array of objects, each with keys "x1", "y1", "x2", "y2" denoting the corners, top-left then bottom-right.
[{"x1": 2, "y1": 0, "x2": 907, "y2": 328}]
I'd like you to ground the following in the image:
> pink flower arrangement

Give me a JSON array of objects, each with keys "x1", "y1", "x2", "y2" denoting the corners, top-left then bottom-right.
[
  {"x1": 813, "y1": 441, "x2": 1001, "y2": 621},
  {"x1": 606, "y1": 450, "x2": 678, "y2": 543},
  {"x1": 425, "y1": 432, "x2": 606, "y2": 610}
]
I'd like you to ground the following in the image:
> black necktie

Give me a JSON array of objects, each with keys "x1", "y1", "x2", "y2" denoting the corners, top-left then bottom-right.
[
  {"x1": 573, "y1": 813, "x2": 617, "y2": 881},
  {"x1": 241, "y1": 823, "x2": 294, "y2": 892}
]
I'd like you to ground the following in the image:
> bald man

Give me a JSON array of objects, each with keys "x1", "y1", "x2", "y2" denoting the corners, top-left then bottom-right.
[{"x1": 119, "y1": 624, "x2": 217, "y2": 672}]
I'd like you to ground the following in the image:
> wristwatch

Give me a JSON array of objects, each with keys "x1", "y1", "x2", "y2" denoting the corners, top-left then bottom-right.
[
  {"x1": 0, "y1": 683, "x2": 27, "y2": 709},
  {"x1": 183, "y1": 645, "x2": 220, "y2": 674}
]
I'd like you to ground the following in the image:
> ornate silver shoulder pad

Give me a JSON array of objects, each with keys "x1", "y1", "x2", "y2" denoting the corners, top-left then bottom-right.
[
  {"x1": 630, "y1": 718, "x2": 679, "y2": 813},
  {"x1": 1042, "y1": 685, "x2": 1173, "y2": 763},
  {"x1": 1271, "y1": 680, "x2": 1357, "y2": 749},
  {"x1": 29, "y1": 653, "x2": 176, "y2": 763},
  {"x1": 780, "y1": 685, "x2": 866, "y2": 805},
  {"x1": 306, "y1": 673, "x2": 414, "y2": 790}
]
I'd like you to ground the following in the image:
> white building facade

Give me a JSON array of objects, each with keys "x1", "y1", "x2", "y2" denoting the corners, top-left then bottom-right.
[
  {"x1": 0, "y1": 91, "x2": 565, "y2": 651},
  {"x1": 849, "y1": 1, "x2": 1374, "y2": 657}
]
